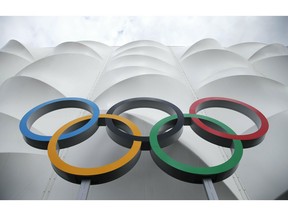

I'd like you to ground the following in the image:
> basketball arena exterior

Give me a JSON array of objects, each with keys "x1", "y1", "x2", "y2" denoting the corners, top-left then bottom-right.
[{"x1": 0, "y1": 38, "x2": 287, "y2": 200}]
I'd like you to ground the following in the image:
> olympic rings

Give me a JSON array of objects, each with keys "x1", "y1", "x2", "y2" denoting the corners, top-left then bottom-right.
[
  {"x1": 19, "y1": 96, "x2": 269, "y2": 185},
  {"x1": 106, "y1": 97, "x2": 184, "y2": 150},
  {"x1": 150, "y1": 114, "x2": 243, "y2": 183},
  {"x1": 19, "y1": 97, "x2": 100, "y2": 149},
  {"x1": 48, "y1": 114, "x2": 141, "y2": 184},
  {"x1": 189, "y1": 97, "x2": 269, "y2": 148}
]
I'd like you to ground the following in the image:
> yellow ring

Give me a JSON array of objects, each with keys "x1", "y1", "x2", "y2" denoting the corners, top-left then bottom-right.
[{"x1": 47, "y1": 114, "x2": 141, "y2": 178}]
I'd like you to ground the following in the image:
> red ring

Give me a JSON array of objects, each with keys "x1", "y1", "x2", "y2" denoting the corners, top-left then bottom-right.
[{"x1": 189, "y1": 97, "x2": 269, "y2": 143}]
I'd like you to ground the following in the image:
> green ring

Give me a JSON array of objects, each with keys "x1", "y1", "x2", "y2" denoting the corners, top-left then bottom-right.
[{"x1": 149, "y1": 114, "x2": 243, "y2": 183}]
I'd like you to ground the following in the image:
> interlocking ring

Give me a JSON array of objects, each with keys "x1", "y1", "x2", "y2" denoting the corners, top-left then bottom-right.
[
  {"x1": 106, "y1": 97, "x2": 184, "y2": 150},
  {"x1": 19, "y1": 97, "x2": 100, "y2": 149},
  {"x1": 19, "y1": 96, "x2": 269, "y2": 186},
  {"x1": 189, "y1": 97, "x2": 269, "y2": 148},
  {"x1": 150, "y1": 114, "x2": 243, "y2": 183},
  {"x1": 48, "y1": 114, "x2": 142, "y2": 184}
]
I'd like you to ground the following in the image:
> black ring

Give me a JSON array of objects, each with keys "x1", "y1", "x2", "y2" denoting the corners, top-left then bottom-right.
[{"x1": 105, "y1": 97, "x2": 184, "y2": 150}]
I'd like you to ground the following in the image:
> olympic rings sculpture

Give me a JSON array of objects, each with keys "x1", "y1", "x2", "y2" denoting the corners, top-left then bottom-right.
[{"x1": 19, "y1": 97, "x2": 269, "y2": 185}]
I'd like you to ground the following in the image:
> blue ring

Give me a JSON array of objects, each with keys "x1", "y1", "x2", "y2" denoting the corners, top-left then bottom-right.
[{"x1": 19, "y1": 97, "x2": 100, "y2": 149}]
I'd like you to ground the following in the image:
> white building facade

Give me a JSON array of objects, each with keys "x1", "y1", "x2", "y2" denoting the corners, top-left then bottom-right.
[{"x1": 0, "y1": 39, "x2": 287, "y2": 200}]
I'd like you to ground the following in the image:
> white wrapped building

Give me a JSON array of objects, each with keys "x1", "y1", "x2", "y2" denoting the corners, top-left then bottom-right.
[{"x1": 0, "y1": 39, "x2": 287, "y2": 199}]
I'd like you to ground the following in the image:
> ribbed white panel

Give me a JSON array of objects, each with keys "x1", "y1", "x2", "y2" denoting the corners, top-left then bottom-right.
[
  {"x1": 181, "y1": 38, "x2": 223, "y2": 59},
  {"x1": 227, "y1": 42, "x2": 266, "y2": 59},
  {"x1": 1, "y1": 40, "x2": 34, "y2": 61},
  {"x1": 0, "y1": 52, "x2": 31, "y2": 86}
]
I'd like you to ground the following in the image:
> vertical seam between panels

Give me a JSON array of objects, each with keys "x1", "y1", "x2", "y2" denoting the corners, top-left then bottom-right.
[
  {"x1": 84, "y1": 47, "x2": 114, "y2": 102},
  {"x1": 168, "y1": 46, "x2": 199, "y2": 100}
]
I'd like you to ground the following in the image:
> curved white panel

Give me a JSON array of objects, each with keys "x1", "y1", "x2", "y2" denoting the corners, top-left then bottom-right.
[
  {"x1": 249, "y1": 44, "x2": 288, "y2": 62},
  {"x1": 95, "y1": 75, "x2": 195, "y2": 111},
  {"x1": 93, "y1": 67, "x2": 188, "y2": 99},
  {"x1": 0, "y1": 39, "x2": 34, "y2": 61},
  {"x1": 0, "y1": 78, "x2": 87, "y2": 136},
  {"x1": 197, "y1": 67, "x2": 259, "y2": 89},
  {"x1": 237, "y1": 109, "x2": 288, "y2": 199},
  {"x1": 181, "y1": 38, "x2": 222, "y2": 59},
  {"x1": 54, "y1": 42, "x2": 103, "y2": 60},
  {"x1": 0, "y1": 76, "x2": 64, "y2": 120},
  {"x1": 0, "y1": 113, "x2": 44, "y2": 154},
  {"x1": 114, "y1": 40, "x2": 170, "y2": 55},
  {"x1": 112, "y1": 46, "x2": 177, "y2": 65},
  {"x1": 28, "y1": 47, "x2": 55, "y2": 61},
  {"x1": 0, "y1": 52, "x2": 31, "y2": 86},
  {"x1": 252, "y1": 55, "x2": 288, "y2": 85},
  {"x1": 227, "y1": 42, "x2": 266, "y2": 59},
  {"x1": 198, "y1": 75, "x2": 288, "y2": 122},
  {"x1": 0, "y1": 153, "x2": 52, "y2": 199},
  {"x1": 78, "y1": 40, "x2": 112, "y2": 59},
  {"x1": 181, "y1": 50, "x2": 252, "y2": 89},
  {"x1": 107, "y1": 55, "x2": 179, "y2": 75},
  {"x1": 17, "y1": 54, "x2": 104, "y2": 97},
  {"x1": 93, "y1": 74, "x2": 195, "y2": 111}
]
